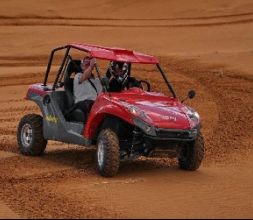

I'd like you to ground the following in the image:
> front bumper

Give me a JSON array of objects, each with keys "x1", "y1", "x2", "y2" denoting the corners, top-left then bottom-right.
[
  {"x1": 133, "y1": 117, "x2": 199, "y2": 141},
  {"x1": 151, "y1": 128, "x2": 198, "y2": 141}
]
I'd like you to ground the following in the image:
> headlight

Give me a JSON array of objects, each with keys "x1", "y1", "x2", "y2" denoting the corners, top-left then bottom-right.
[
  {"x1": 188, "y1": 111, "x2": 200, "y2": 122},
  {"x1": 121, "y1": 103, "x2": 155, "y2": 135},
  {"x1": 121, "y1": 102, "x2": 151, "y2": 121},
  {"x1": 184, "y1": 107, "x2": 200, "y2": 128},
  {"x1": 127, "y1": 106, "x2": 148, "y2": 120},
  {"x1": 133, "y1": 118, "x2": 156, "y2": 136}
]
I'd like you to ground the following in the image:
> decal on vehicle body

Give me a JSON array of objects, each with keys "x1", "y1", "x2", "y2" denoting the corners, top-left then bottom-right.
[
  {"x1": 161, "y1": 115, "x2": 177, "y2": 122},
  {"x1": 45, "y1": 115, "x2": 58, "y2": 124}
]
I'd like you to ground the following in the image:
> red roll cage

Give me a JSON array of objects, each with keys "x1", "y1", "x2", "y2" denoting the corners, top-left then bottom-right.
[{"x1": 43, "y1": 43, "x2": 176, "y2": 98}]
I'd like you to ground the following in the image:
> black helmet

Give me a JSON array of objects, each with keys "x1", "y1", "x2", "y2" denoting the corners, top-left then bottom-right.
[{"x1": 110, "y1": 61, "x2": 129, "y2": 86}]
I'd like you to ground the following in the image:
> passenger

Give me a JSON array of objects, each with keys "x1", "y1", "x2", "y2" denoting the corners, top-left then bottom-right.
[{"x1": 73, "y1": 56, "x2": 102, "y2": 117}]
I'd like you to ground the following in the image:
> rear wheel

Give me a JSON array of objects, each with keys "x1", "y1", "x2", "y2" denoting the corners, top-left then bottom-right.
[
  {"x1": 96, "y1": 129, "x2": 120, "y2": 177},
  {"x1": 17, "y1": 114, "x2": 47, "y2": 156},
  {"x1": 178, "y1": 132, "x2": 205, "y2": 170}
]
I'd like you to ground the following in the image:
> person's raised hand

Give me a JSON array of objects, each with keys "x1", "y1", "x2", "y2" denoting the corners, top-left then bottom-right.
[{"x1": 90, "y1": 58, "x2": 96, "y2": 66}]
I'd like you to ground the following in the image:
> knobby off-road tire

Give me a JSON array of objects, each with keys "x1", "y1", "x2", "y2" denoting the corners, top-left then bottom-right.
[
  {"x1": 96, "y1": 128, "x2": 120, "y2": 177},
  {"x1": 178, "y1": 132, "x2": 205, "y2": 171},
  {"x1": 17, "y1": 114, "x2": 47, "y2": 156}
]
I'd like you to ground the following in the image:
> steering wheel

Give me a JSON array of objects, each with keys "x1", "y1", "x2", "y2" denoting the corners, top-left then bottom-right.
[{"x1": 138, "y1": 80, "x2": 151, "y2": 92}]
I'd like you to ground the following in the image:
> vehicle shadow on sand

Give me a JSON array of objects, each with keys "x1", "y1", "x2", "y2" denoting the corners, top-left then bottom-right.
[
  {"x1": 42, "y1": 147, "x2": 96, "y2": 169},
  {"x1": 42, "y1": 147, "x2": 178, "y2": 176}
]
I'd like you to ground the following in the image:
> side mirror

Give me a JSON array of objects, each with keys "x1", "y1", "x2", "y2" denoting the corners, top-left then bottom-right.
[
  {"x1": 188, "y1": 90, "x2": 196, "y2": 99},
  {"x1": 182, "y1": 90, "x2": 196, "y2": 103}
]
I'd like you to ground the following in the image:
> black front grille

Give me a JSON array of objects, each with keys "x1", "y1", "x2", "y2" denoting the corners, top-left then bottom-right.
[{"x1": 156, "y1": 128, "x2": 197, "y2": 140}]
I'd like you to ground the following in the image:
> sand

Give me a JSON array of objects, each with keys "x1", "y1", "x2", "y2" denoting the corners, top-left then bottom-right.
[{"x1": 0, "y1": 0, "x2": 252, "y2": 218}]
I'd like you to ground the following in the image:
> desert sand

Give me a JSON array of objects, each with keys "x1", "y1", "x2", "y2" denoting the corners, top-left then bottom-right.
[{"x1": 0, "y1": 0, "x2": 252, "y2": 218}]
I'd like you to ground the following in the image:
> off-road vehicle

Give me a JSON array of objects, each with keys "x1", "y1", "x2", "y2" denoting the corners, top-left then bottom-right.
[{"x1": 17, "y1": 43, "x2": 204, "y2": 177}]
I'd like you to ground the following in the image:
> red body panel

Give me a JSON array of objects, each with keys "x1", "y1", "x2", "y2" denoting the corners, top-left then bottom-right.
[
  {"x1": 84, "y1": 93, "x2": 134, "y2": 138},
  {"x1": 85, "y1": 88, "x2": 191, "y2": 139},
  {"x1": 25, "y1": 83, "x2": 50, "y2": 99},
  {"x1": 69, "y1": 43, "x2": 159, "y2": 64}
]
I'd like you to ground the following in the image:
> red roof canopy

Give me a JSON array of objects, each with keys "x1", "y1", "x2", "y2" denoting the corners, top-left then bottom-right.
[{"x1": 69, "y1": 43, "x2": 159, "y2": 64}]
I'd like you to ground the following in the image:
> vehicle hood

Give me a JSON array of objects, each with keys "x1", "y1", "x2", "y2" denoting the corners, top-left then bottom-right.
[{"x1": 111, "y1": 91, "x2": 191, "y2": 129}]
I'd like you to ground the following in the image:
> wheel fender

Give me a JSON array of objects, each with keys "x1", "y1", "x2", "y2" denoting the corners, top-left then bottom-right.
[{"x1": 84, "y1": 105, "x2": 133, "y2": 139}]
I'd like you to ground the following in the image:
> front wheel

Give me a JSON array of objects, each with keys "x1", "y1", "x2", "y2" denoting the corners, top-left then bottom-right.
[
  {"x1": 96, "y1": 129, "x2": 120, "y2": 177},
  {"x1": 178, "y1": 132, "x2": 205, "y2": 170},
  {"x1": 17, "y1": 114, "x2": 47, "y2": 156}
]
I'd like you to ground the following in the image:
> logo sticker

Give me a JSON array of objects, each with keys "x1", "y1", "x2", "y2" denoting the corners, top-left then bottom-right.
[
  {"x1": 162, "y1": 116, "x2": 177, "y2": 122},
  {"x1": 45, "y1": 115, "x2": 58, "y2": 124}
]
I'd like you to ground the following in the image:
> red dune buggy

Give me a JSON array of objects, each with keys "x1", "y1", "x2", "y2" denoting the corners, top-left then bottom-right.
[{"x1": 17, "y1": 43, "x2": 204, "y2": 177}]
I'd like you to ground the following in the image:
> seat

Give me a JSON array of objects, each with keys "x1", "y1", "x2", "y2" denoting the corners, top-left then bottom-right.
[{"x1": 63, "y1": 60, "x2": 86, "y2": 122}]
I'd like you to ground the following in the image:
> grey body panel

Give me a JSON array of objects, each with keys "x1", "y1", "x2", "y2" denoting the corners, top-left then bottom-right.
[{"x1": 29, "y1": 91, "x2": 91, "y2": 146}]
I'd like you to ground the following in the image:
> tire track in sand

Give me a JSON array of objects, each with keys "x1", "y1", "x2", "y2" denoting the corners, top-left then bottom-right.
[
  {"x1": 0, "y1": 201, "x2": 20, "y2": 219},
  {"x1": 0, "y1": 18, "x2": 252, "y2": 28},
  {"x1": 1, "y1": 11, "x2": 253, "y2": 20},
  {"x1": 1, "y1": 12, "x2": 253, "y2": 28}
]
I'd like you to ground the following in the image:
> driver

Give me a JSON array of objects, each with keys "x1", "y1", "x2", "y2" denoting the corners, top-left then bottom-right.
[
  {"x1": 106, "y1": 61, "x2": 140, "y2": 92},
  {"x1": 106, "y1": 61, "x2": 129, "y2": 92}
]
